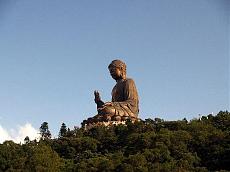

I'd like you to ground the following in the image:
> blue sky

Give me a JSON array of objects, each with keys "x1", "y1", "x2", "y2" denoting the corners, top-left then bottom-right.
[{"x1": 0, "y1": 0, "x2": 229, "y2": 140}]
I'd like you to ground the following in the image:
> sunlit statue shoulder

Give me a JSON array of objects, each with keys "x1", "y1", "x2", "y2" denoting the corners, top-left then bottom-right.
[{"x1": 83, "y1": 59, "x2": 139, "y2": 127}]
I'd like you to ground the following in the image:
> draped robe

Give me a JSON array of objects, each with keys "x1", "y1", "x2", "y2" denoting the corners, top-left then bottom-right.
[{"x1": 110, "y1": 78, "x2": 139, "y2": 117}]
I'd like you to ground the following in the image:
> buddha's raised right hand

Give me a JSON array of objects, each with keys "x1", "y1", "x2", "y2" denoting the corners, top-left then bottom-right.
[{"x1": 94, "y1": 90, "x2": 101, "y2": 103}]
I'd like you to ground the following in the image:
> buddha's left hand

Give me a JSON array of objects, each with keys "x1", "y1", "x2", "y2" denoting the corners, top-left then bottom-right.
[{"x1": 104, "y1": 102, "x2": 112, "y2": 106}]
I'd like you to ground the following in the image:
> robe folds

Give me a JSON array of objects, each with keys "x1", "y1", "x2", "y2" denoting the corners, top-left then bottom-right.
[{"x1": 111, "y1": 78, "x2": 139, "y2": 117}]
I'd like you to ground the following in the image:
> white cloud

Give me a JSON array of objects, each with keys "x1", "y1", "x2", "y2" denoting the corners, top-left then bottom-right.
[
  {"x1": 0, "y1": 123, "x2": 40, "y2": 144},
  {"x1": 0, "y1": 125, "x2": 12, "y2": 143}
]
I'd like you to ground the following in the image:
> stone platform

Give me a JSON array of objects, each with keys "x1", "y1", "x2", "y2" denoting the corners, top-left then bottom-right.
[{"x1": 81, "y1": 114, "x2": 138, "y2": 130}]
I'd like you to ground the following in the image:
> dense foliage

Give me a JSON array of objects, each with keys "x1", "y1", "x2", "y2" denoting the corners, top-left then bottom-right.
[{"x1": 0, "y1": 111, "x2": 229, "y2": 171}]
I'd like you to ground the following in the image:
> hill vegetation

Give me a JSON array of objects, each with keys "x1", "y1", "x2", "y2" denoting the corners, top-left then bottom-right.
[{"x1": 0, "y1": 111, "x2": 229, "y2": 171}]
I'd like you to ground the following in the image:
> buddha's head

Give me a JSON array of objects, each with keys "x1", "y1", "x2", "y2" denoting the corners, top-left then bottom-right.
[{"x1": 108, "y1": 59, "x2": 127, "y2": 81}]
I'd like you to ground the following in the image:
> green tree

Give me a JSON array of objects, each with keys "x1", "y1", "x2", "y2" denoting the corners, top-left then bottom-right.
[
  {"x1": 0, "y1": 141, "x2": 26, "y2": 171},
  {"x1": 59, "y1": 123, "x2": 67, "y2": 138},
  {"x1": 39, "y1": 122, "x2": 51, "y2": 140},
  {"x1": 25, "y1": 143, "x2": 63, "y2": 171},
  {"x1": 24, "y1": 136, "x2": 30, "y2": 144}
]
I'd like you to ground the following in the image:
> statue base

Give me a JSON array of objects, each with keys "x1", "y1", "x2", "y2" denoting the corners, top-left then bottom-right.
[{"x1": 81, "y1": 114, "x2": 138, "y2": 130}]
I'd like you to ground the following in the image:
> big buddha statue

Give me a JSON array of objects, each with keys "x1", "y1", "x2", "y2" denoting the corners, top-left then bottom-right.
[{"x1": 83, "y1": 59, "x2": 139, "y2": 127}]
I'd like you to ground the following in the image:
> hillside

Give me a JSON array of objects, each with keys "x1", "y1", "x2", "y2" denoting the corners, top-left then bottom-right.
[{"x1": 0, "y1": 111, "x2": 229, "y2": 171}]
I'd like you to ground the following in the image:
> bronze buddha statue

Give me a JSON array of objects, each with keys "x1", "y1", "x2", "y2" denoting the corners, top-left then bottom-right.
[
  {"x1": 94, "y1": 59, "x2": 139, "y2": 122},
  {"x1": 83, "y1": 59, "x2": 139, "y2": 126}
]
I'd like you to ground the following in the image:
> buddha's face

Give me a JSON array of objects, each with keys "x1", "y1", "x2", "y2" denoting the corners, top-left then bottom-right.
[{"x1": 109, "y1": 67, "x2": 122, "y2": 80}]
